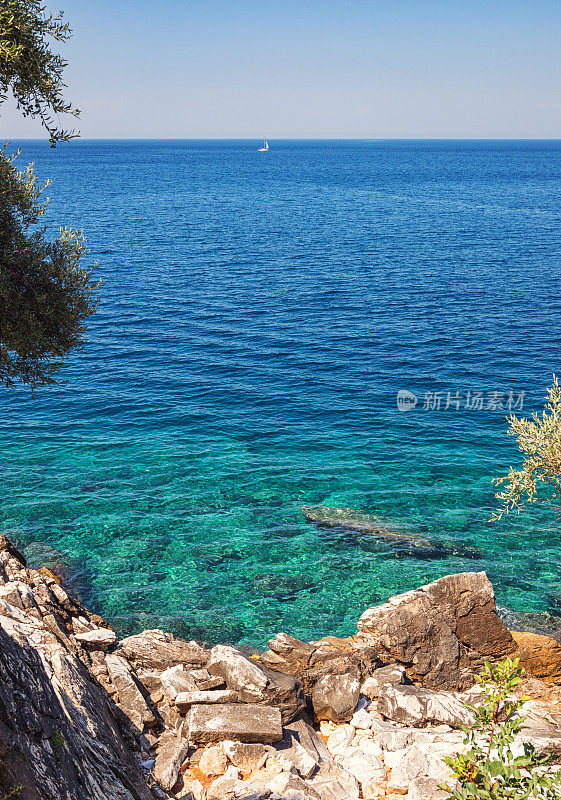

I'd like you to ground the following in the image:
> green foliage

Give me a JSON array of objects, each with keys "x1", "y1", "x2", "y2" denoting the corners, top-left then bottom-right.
[
  {"x1": 0, "y1": 0, "x2": 99, "y2": 391},
  {"x1": 440, "y1": 657, "x2": 561, "y2": 799},
  {"x1": 1, "y1": 788, "x2": 23, "y2": 800},
  {"x1": 0, "y1": 0, "x2": 79, "y2": 144},
  {"x1": 0, "y1": 145, "x2": 100, "y2": 390},
  {"x1": 50, "y1": 729, "x2": 65, "y2": 760},
  {"x1": 492, "y1": 377, "x2": 561, "y2": 521}
]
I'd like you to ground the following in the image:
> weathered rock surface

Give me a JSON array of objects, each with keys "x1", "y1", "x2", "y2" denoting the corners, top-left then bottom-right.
[
  {"x1": 119, "y1": 630, "x2": 208, "y2": 672},
  {"x1": 0, "y1": 539, "x2": 154, "y2": 800},
  {"x1": 154, "y1": 736, "x2": 189, "y2": 790},
  {"x1": 378, "y1": 684, "x2": 474, "y2": 728},
  {"x1": 357, "y1": 571, "x2": 516, "y2": 689},
  {"x1": 361, "y1": 664, "x2": 408, "y2": 699},
  {"x1": 187, "y1": 703, "x2": 283, "y2": 744},
  {"x1": 198, "y1": 743, "x2": 228, "y2": 776},
  {"x1": 175, "y1": 689, "x2": 238, "y2": 709},
  {"x1": 1, "y1": 534, "x2": 559, "y2": 800},
  {"x1": 105, "y1": 652, "x2": 157, "y2": 731},
  {"x1": 260, "y1": 632, "x2": 365, "y2": 708},
  {"x1": 207, "y1": 644, "x2": 305, "y2": 722},
  {"x1": 512, "y1": 630, "x2": 561, "y2": 684},
  {"x1": 223, "y1": 741, "x2": 268, "y2": 773},
  {"x1": 75, "y1": 626, "x2": 117, "y2": 650},
  {"x1": 312, "y1": 672, "x2": 360, "y2": 721},
  {"x1": 160, "y1": 665, "x2": 198, "y2": 701}
]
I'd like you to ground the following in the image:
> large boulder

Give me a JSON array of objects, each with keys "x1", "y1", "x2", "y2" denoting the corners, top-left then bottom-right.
[
  {"x1": 206, "y1": 644, "x2": 305, "y2": 723},
  {"x1": 0, "y1": 546, "x2": 154, "y2": 800},
  {"x1": 511, "y1": 631, "x2": 561, "y2": 684},
  {"x1": 154, "y1": 735, "x2": 189, "y2": 790},
  {"x1": 105, "y1": 653, "x2": 156, "y2": 731},
  {"x1": 260, "y1": 633, "x2": 366, "y2": 703},
  {"x1": 311, "y1": 673, "x2": 360, "y2": 722},
  {"x1": 119, "y1": 629, "x2": 208, "y2": 671},
  {"x1": 357, "y1": 572, "x2": 516, "y2": 689}
]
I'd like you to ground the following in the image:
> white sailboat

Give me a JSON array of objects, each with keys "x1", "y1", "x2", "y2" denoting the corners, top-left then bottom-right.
[{"x1": 258, "y1": 139, "x2": 269, "y2": 152}]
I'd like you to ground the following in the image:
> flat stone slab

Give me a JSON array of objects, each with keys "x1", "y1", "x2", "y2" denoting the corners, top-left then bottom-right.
[
  {"x1": 105, "y1": 653, "x2": 156, "y2": 728},
  {"x1": 188, "y1": 703, "x2": 283, "y2": 744},
  {"x1": 378, "y1": 684, "x2": 473, "y2": 728},
  {"x1": 175, "y1": 689, "x2": 238, "y2": 709},
  {"x1": 75, "y1": 628, "x2": 116, "y2": 651}
]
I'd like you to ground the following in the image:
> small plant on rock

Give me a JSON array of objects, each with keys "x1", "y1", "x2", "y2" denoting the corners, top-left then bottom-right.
[{"x1": 440, "y1": 657, "x2": 561, "y2": 799}]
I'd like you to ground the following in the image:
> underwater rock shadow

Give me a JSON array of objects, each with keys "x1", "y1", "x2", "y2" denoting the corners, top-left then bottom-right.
[{"x1": 301, "y1": 505, "x2": 483, "y2": 561}]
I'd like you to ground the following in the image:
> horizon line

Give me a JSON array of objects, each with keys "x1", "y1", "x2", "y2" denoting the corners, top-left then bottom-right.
[{"x1": 5, "y1": 136, "x2": 561, "y2": 142}]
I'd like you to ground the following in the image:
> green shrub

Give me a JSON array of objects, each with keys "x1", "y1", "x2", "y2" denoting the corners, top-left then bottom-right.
[{"x1": 441, "y1": 657, "x2": 561, "y2": 799}]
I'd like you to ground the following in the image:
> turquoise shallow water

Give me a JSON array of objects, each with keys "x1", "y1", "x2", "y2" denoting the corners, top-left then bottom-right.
[{"x1": 2, "y1": 140, "x2": 561, "y2": 645}]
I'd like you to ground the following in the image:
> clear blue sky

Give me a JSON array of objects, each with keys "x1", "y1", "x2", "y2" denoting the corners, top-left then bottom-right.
[{"x1": 2, "y1": 0, "x2": 561, "y2": 138}]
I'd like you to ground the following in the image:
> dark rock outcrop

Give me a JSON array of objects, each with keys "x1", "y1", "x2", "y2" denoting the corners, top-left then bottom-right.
[
  {"x1": 357, "y1": 571, "x2": 516, "y2": 690},
  {"x1": 0, "y1": 543, "x2": 154, "y2": 800}
]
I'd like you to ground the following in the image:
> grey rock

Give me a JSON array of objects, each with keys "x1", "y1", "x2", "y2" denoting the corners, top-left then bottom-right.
[
  {"x1": 119, "y1": 629, "x2": 208, "y2": 671},
  {"x1": 378, "y1": 684, "x2": 473, "y2": 728},
  {"x1": 260, "y1": 633, "x2": 364, "y2": 709},
  {"x1": 75, "y1": 627, "x2": 117, "y2": 650},
  {"x1": 312, "y1": 673, "x2": 360, "y2": 722},
  {"x1": 160, "y1": 664, "x2": 198, "y2": 701},
  {"x1": 175, "y1": 689, "x2": 238, "y2": 709},
  {"x1": 223, "y1": 740, "x2": 268, "y2": 772},
  {"x1": 386, "y1": 744, "x2": 430, "y2": 793},
  {"x1": 516, "y1": 714, "x2": 561, "y2": 755},
  {"x1": 266, "y1": 771, "x2": 322, "y2": 799},
  {"x1": 105, "y1": 653, "x2": 156, "y2": 730},
  {"x1": 357, "y1": 572, "x2": 516, "y2": 690},
  {"x1": 336, "y1": 750, "x2": 385, "y2": 785},
  {"x1": 283, "y1": 719, "x2": 360, "y2": 800},
  {"x1": 361, "y1": 664, "x2": 407, "y2": 699},
  {"x1": 207, "y1": 645, "x2": 269, "y2": 700},
  {"x1": 274, "y1": 733, "x2": 318, "y2": 779},
  {"x1": 408, "y1": 776, "x2": 449, "y2": 800},
  {"x1": 207, "y1": 644, "x2": 305, "y2": 723},
  {"x1": 326, "y1": 724, "x2": 355, "y2": 756},
  {"x1": 154, "y1": 735, "x2": 189, "y2": 790},
  {"x1": 189, "y1": 667, "x2": 226, "y2": 690},
  {"x1": 370, "y1": 717, "x2": 415, "y2": 750},
  {"x1": 0, "y1": 600, "x2": 153, "y2": 799},
  {"x1": 206, "y1": 775, "x2": 270, "y2": 800},
  {"x1": 349, "y1": 706, "x2": 373, "y2": 729},
  {"x1": 188, "y1": 702, "x2": 283, "y2": 744}
]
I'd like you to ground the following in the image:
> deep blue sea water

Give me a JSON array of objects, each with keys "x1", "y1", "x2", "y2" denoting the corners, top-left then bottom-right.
[{"x1": 2, "y1": 140, "x2": 561, "y2": 645}]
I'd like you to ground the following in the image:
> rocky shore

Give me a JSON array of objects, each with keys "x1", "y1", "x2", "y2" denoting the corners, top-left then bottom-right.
[{"x1": 1, "y1": 534, "x2": 561, "y2": 800}]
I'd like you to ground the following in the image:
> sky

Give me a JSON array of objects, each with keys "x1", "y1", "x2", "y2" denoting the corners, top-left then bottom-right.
[{"x1": 2, "y1": 0, "x2": 561, "y2": 139}]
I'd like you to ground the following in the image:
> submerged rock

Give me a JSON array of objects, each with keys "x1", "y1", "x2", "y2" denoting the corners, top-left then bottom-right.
[{"x1": 301, "y1": 506, "x2": 483, "y2": 560}]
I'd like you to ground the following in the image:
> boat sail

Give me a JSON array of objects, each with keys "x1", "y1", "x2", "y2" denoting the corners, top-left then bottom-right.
[{"x1": 258, "y1": 139, "x2": 269, "y2": 152}]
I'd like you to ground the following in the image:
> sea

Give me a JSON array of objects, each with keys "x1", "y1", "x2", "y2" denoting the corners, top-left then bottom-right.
[{"x1": 2, "y1": 139, "x2": 561, "y2": 646}]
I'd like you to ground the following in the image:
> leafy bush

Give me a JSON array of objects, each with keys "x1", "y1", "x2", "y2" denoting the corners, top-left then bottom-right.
[
  {"x1": 0, "y1": 146, "x2": 100, "y2": 391},
  {"x1": 492, "y1": 377, "x2": 561, "y2": 520},
  {"x1": 441, "y1": 658, "x2": 561, "y2": 799}
]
